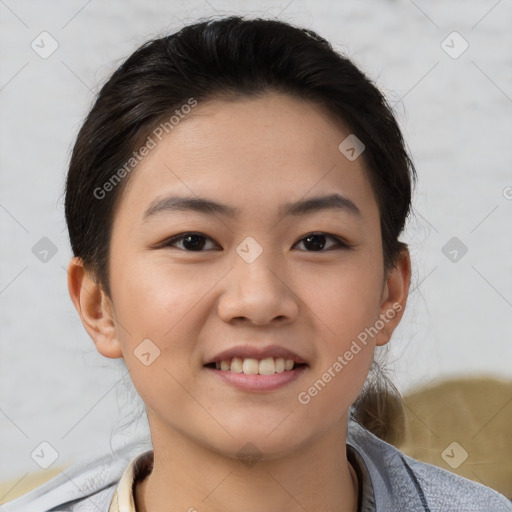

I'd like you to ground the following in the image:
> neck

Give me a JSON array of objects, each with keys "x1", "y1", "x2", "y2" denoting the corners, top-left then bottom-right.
[{"x1": 135, "y1": 417, "x2": 359, "y2": 512}]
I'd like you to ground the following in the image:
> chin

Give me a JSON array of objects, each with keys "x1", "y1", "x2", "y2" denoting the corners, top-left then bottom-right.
[{"x1": 204, "y1": 427, "x2": 311, "y2": 463}]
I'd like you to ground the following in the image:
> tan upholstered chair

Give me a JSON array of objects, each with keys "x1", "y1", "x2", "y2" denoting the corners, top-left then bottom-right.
[{"x1": 392, "y1": 376, "x2": 512, "y2": 500}]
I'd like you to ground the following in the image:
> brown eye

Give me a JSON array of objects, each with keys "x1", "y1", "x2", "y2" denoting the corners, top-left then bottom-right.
[
  {"x1": 161, "y1": 232, "x2": 218, "y2": 251},
  {"x1": 294, "y1": 233, "x2": 350, "y2": 252}
]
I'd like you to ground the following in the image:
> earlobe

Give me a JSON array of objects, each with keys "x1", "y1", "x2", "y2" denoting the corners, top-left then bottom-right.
[
  {"x1": 375, "y1": 248, "x2": 411, "y2": 347},
  {"x1": 66, "y1": 257, "x2": 123, "y2": 359}
]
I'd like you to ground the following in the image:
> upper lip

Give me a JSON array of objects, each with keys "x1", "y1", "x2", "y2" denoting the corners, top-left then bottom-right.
[{"x1": 205, "y1": 344, "x2": 308, "y2": 365}]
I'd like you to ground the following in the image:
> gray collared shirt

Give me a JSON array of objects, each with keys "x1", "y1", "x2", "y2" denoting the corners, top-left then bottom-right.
[{"x1": 2, "y1": 418, "x2": 511, "y2": 511}]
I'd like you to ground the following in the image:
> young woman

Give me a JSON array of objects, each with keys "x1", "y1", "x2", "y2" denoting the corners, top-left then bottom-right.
[{"x1": 3, "y1": 15, "x2": 511, "y2": 512}]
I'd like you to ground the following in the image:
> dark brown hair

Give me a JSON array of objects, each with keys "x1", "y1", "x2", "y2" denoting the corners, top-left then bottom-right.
[{"x1": 65, "y1": 15, "x2": 416, "y2": 442}]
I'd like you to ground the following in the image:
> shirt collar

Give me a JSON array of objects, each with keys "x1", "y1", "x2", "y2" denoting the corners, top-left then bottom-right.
[
  {"x1": 108, "y1": 449, "x2": 153, "y2": 512},
  {"x1": 108, "y1": 433, "x2": 375, "y2": 512},
  {"x1": 347, "y1": 438, "x2": 377, "y2": 512}
]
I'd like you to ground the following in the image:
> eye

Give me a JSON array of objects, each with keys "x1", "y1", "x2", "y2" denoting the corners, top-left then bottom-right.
[
  {"x1": 157, "y1": 231, "x2": 351, "y2": 252},
  {"x1": 293, "y1": 232, "x2": 351, "y2": 252},
  {"x1": 159, "y1": 232, "x2": 218, "y2": 251}
]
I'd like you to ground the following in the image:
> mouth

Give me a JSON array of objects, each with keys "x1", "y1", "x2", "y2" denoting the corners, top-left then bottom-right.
[
  {"x1": 204, "y1": 357, "x2": 309, "y2": 392},
  {"x1": 204, "y1": 357, "x2": 308, "y2": 375}
]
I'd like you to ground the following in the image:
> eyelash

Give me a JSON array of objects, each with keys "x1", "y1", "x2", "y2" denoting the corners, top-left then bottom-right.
[{"x1": 158, "y1": 232, "x2": 352, "y2": 252}]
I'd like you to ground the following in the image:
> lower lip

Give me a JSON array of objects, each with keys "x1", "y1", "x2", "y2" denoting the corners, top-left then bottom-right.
[{"x1": 204, "y1": 365, "x2": 308, "y2": 392}]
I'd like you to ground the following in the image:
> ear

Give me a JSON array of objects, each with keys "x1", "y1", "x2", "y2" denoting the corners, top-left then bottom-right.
[
  {"x1": 375, "y1": 247, "x2": 411, "y2": 347},
  {"x1": 66, "y1": 256, "x2": 123, "y2": 359}
]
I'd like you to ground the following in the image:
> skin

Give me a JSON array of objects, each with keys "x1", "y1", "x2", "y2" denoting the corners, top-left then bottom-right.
[{"x1": 67, "y1": 92, "x2": 410, "y2": 512}]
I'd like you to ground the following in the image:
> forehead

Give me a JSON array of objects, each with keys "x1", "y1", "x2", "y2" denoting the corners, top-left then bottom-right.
[{"x1": 115, "y1": 92, "x2": 378, "y2": 225}]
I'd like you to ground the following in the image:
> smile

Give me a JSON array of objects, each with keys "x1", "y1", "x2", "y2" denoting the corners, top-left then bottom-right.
[
  {"x1": 204, "y1": 357, "x2": 308, "y2": 392},
  {"x1": 205, "y1": 356, "x2": 306, "y2": 374}
]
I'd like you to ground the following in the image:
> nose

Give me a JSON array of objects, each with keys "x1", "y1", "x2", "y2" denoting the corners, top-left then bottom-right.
[{"x1": 217, "y1": 252, "x2": 299, "y2": 326}]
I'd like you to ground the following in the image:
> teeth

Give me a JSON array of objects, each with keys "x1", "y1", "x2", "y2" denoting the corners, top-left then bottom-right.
[
  {"x1": 213, "y1": 357, "x2": 299, "y2": 374},
  {"x1": 242, "y1": 358, "x2": 259, "y2": 374},
  {"x1": 275, "y1": 358, "x2": 285, "y2": 373},
  {"x1": 258, "y1": 357, "x2": 275, "y2": 375},
  {"x1": 231, "y1": 357, "x2": 243, "y2": 373}
]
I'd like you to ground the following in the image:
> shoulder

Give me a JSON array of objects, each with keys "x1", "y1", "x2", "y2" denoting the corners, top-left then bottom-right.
[
  {"x1": 401, "y1": 452, "x2": 512, "y2": 512},
  {"x1": 0, "y1": 438, "x2": 152, "y2": 512},
  {"x1": 347, "y1": 419, "x2": 512, "y2": 512}
]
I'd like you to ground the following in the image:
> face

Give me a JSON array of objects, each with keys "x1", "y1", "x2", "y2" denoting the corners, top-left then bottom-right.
[{"x1": 73, "y1": 92, "x2": 409, "y2": 461}]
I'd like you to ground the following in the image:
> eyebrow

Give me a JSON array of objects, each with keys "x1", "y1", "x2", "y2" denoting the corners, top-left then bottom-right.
[{"x1": 142, "y1": 193, "x2": 362, "y2": 221}]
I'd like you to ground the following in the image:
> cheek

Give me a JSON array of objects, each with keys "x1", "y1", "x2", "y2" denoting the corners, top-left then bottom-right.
[
  {"x1": 109, "y1": 258, "x2": 208, "y2": 410},
  {"x1": 300, "y1": 253, "x2": 382, "y2": 397},
  {"x1": 297, "y1": 270, "x2": 378, "y2": 414},
  {"x1": 307, "y1": 255, "x2": 383, "y2": 338},
  {"x1": 112, "y1": 255, "x2": 211, "y2": 334},
  {"x1": 297, "y1": 347, "x2": 373, "y2": 422},
  {"x1": 109, "y1": 256, "x2": 216, "y2": 390}
]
